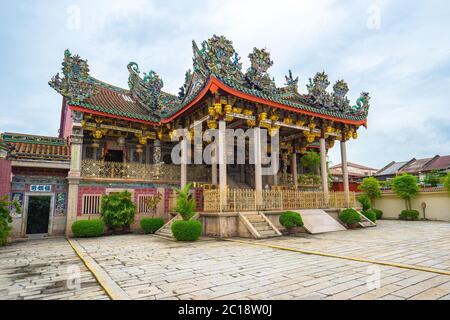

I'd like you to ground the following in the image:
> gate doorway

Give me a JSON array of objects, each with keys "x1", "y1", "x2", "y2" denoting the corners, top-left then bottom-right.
[{"x1": 26, "y1": 196, "x2": 51, "y2": 235}]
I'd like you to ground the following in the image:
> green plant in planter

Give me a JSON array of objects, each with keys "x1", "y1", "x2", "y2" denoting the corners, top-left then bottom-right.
[
  {"x1": 339, "y1": 208, "x2": 361, "y2": 226},
  {"x1": 399, "y1": 209, "x2": 419, "y2": 221},
  {"x1": 140, "y1": 218, "x2": 165, "y2": 234},
  {"x1": 279, "y1": 211, "x2": 304, "y2": 232},
  {"x1": 101, "y1": 190, "x2": 136, "y2": 233},
  {"x1": 171, "y1": 184, "x2": 202, "y2": 241},
  {"x1": 0, "y1": 195, "x2": 21, "y2": 246},
  {"x1": 363, "y1": 209, "x2": 377, "y2": 223},
  {"x1": 72, "y1": 220, "x2": 105, "y2": 238}
]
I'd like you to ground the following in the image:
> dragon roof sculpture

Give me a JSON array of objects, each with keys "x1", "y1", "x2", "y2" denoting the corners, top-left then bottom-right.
[{"x1": 49, "y1": 35, "x2": 371, "y2": 124}]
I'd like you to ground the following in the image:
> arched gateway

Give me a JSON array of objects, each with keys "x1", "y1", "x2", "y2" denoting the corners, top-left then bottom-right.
[{"x1": 3, "y1": 35, "x2": 372, "y2": 239}]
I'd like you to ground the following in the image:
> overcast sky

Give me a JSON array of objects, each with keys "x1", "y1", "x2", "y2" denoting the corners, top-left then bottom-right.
[{"x1": 1, "y1": 0, "x2": 449, "y2": 168}]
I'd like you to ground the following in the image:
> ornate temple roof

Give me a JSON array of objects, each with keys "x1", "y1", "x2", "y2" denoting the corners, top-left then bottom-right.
[
  {"x1": 49, "y1": 35, "x2": 371, "y2": 126},
  {"x1": 1, "y1": 133, "x2": 70, "y2": 162}
]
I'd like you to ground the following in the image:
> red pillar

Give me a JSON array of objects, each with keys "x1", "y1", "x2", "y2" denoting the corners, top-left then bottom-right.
[{"x1": 0, "y1": 158, "x2": 12, "y2": 197}]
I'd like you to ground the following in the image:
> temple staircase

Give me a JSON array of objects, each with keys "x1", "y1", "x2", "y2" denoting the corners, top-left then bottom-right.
[
  {"x1": 155, "y1": 213, "x2": 200, "y2": 239},
  {"x1": 356, "y1": 211, "x2": 377, "y2": 228},
  {"x1": 239, "y1": 212, "x2": 282, "y2": 239}
]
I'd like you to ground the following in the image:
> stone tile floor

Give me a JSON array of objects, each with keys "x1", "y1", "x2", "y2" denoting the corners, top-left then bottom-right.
[{"x1": 0, "y1": 220, "x2": 449, "y2": 300}]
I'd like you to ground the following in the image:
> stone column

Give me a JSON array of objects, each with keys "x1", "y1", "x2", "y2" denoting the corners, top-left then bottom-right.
[
  {"x1": 153, "y1": 139, "x2": 161, "y2": 164},
  {"x1": 272, "y1": 148, "x2": 279, "y2": 186},
  {"x1": 180, "y1": 136, "x2": 188, "y2": 188},
  {"x1": 340, "y1": 140, "x2": 350, "y2": 207},
  {"x1": 65, "y1": 113, "x2": 83, "y2": 237},
  {"x1": 291, "y1": 153, "x2": 298, "y2": 189},
  {"x1": 211, "y1": 142, "x2": 218, "y2": 185},
  {"x1": 218, "y1": 121, "x2": 227, "y2": 210},
  {"x1": 320, "y1": 137, "x2": 329, "y2": 205},
  {"x1": 254, "y1": 127, "x2": 263, "y2": 206}
]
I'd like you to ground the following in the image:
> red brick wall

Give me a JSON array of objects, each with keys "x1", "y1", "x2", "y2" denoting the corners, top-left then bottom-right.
[{"x1": 0, "y1": 158, "x2": 12, "y2": 197}]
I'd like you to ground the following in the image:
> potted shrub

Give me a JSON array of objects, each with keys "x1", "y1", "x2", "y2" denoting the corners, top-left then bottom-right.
[
  {"x1": 101, "y1": 190, "x2": 136, "y2": 234},
  {"x1": 279, "y1": 211, "x2": 304, "y2": 234},
  {"x1": 72, "y1": 220, "x2": 105, "y2": 238},
  {"x1": 0, "y1": 195, "x2": 20, "y2": 246},
  {"x1": 140, "y1": 218, "x2": 165, "y2": 234},
  {"x1": 171, "y1": 184, "x2": 202, "y2": 241},
  {"x1": 339, "y1": 208, "x2": 361, "y2": 229}
]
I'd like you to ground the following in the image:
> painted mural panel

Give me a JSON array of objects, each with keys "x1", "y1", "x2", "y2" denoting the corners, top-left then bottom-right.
[
  {"x1": 54, "y1": 192, "x2": 67, "y2": 216},
  {"x1": 10, "y1": 192, "x2": 23, "y2": 217}
]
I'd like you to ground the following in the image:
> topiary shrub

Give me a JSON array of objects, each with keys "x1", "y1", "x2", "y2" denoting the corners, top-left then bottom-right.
[
  {"x1": 101, "y1": 190, "x2": 136, "y2": 233},
  {"x1": 399, "y1": 209, "x2": 419, "y2": 221},
  {"x1": 140, "y1": 218, "x2": 165, "y2": 234},
  {"x1": 175, "y1": 184, "x2": 196, "y2": 221},
  {"x1": 357, "y1": 194, "x2": 372, "y2": 212},
  {"x1": 372, "y1": 209, "x2": 383, "y2": 220},
  {"x1": 171, "y1": 220, "x2": 202, "y2": 241},
  {"x1": 279, "y1": 211, "x2": 304, "y2": 230},
  {"x1": 363, "y1": 209, "x2": 377, "y2": 223},
  {"x1": 71, "y1": 220, "x2": 105, "y2": 238},
  {"x1": 339, "y1": 208, "x2": 361, "y2": 226},
  {"x1": 358, "y1": 177, "x2": 381, "y2": 207}
]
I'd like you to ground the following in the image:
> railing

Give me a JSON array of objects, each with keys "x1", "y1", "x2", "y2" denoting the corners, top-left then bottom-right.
[
  {"x1": 81, "y1": 160, "x2": 211, "y2": 183},
  {"x1": 204, "y1": 189, "x2": 356, "y2": 212}
]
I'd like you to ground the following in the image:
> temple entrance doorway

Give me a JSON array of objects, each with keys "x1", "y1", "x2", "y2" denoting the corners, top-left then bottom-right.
[{"x1": 26, "y1": 196, "x2": 51, "y2": 235}]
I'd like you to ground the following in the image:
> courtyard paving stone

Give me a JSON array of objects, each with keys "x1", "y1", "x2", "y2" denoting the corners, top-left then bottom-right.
[{"x1": 1, "y1": 220, "x2": 449, "y2": 300}]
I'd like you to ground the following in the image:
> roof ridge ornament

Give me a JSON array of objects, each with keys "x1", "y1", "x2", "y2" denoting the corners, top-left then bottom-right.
[
  {"x1": 49, "y1": 49, "x2": 98, "y2": 103},
  {"x1": 245, "y1": 47, "x2": 277, "y2": 93},
  {"x1": 127, "y1": 62, "x2": 165, "y2": 113}
]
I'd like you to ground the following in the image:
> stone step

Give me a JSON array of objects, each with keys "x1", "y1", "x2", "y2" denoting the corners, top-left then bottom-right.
[
  {"x1": 254, "y1": 225, "x2": 271, "y2": 231},
  {"x1": 246, "y1": 216, "x2": 265, "y2": 222},
  {"x1": 258, "y1": 230, "x2": 278, "y2": 237},
  {"x1": 253, "y1": 222, "x2": 269, "y2": 227}
]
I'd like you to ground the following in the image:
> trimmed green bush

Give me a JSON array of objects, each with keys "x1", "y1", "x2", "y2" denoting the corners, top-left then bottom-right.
[
  {"x1": 279, "y1": 211, "x2": 304, "y2": 230},
  {"x1": 339, "y1": 208, "x2": 361, "y2": 225},
  {"x1": 392, "y1": 174, "x2": 419, "y2": 210},
  {"x1": 140, "y1": 218, "x2": 165, "y2": 234},
  {"x1": 72, "y1": 220, "x2": 105, "y2": 238},
  {"x1": 171, "y1": 220, "x2": 202, "y2": 241},
  {"x1": 399, "y1": 210, "x2": 420, "y2": 221},
  {"x1": 101, "y1": 190, "x2": 136, "y2": 231},
  {"x1": 363, "y1": 209, "x2": 377, "y2": 223},
  {"x1": 357, "y1": 194, "x2": 372, "y2": 212},
  {"x1": 372, "y1": 209, "x2": 383, "y2": 220}
]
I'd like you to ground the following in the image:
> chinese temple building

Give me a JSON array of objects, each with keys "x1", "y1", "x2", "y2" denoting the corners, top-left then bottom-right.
[{"x1": 1, "y1": 35, "x2": 371, "y2": 239}]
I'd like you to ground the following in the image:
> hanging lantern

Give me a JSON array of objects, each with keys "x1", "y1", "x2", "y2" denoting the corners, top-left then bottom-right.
[
  {"x1": 207, "y1": 120, "x2": 218, "y2": 129},
  {"x1": 91, "y1": 139, "x2": 100, "y2": 149},
  {"x1": 214, "y1": 103, "x2": 222, "y2": 115}
]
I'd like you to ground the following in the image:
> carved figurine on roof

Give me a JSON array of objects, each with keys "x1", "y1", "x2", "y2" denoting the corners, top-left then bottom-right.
[
  {"x1": 245, "y1": 48, "x2": 277, "y2": 94},
  {"x1": 49, "y1": 49, "x2": 98, "y2": 103}
]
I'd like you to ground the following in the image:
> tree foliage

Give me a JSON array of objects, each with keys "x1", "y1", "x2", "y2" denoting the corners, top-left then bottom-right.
[
  {"x1": 423, "y1": 170, "x2": 442, "y2": 187},
  {"x1": 391, "y1": 174, "x2": 419, "y2": 210},
  {"x1": 300, "y1": 151, "x2": 320, "y2": 174},
  {"x1": 358, "y1": 177, "x2": 381, "y2": 206},
  {"x1": 101, "y1": 191, "x2": 136, "y2": 230},
  {"x1": 444, "y1": 172, "x2": 450, "y2": 196},
  {"x1": 175, "y1": 183, "x2": 196, "y2": 221},
  {"x1": 0, "y1": 195, "x2": 21, "y2": 246}
]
